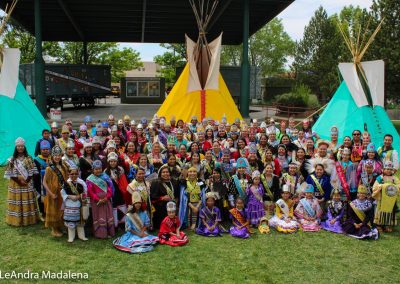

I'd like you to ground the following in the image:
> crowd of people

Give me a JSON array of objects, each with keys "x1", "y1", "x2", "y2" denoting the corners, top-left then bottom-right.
[{"x1": 4, "y1": 114, "x2": 400, "y2": 253}]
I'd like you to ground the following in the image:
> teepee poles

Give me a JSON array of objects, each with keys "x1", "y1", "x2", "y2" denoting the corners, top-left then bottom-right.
[{"x1": 337, "y1": 17, "x2": 384, "y2": 107}]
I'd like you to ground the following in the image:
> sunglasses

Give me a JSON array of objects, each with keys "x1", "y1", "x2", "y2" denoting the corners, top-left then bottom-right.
[{"x1": 353, "y1": 133, "x2": 361, "y2": 136}]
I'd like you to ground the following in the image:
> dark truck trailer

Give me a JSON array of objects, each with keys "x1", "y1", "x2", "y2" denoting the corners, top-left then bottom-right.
[{"x1": 19, "y1": 64, "x2": 112, "y2": 109}]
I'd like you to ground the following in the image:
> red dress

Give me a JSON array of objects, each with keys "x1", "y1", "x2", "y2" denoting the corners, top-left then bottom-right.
[{"x1": 158, "y1": 216, "x2": 189, "y2": 246}]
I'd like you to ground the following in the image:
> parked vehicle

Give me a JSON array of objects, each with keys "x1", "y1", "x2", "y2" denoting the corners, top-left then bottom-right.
[{"x1": 19, "y1": 64, "x2": 112, "y2": 109}]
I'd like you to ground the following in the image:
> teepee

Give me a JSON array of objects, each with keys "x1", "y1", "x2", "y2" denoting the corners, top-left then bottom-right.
[
  {"x1": 156, "y1": 0, "x2": 242, "y2": 123},
  {"x1": 0, "y1": 1, "x2": 49, "y2": 165},
  {"x1": 312, "y1": 19, "x2": 400, "y2": 150}
]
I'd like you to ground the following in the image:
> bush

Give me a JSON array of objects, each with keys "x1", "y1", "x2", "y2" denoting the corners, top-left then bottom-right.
[{"x1": 274, "y1": 84, "x2": 319, "y2": 108}]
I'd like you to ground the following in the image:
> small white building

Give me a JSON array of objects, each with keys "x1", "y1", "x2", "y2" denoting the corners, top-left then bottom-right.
[{"x1": 124, "y1": 62, "x2": 161, "y2": 78}]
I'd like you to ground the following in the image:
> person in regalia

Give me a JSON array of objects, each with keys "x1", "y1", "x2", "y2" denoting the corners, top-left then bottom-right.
[{"x1": 158, "y1": 201, "x2": 189, "y2": 246}]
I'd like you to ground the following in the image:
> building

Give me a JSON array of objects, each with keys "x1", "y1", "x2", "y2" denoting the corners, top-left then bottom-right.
[{"x1": 124, "y1": 62, "x2": 161, "y2": 78}]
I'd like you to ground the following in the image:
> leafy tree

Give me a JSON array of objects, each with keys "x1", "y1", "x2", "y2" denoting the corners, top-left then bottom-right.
[
  {"x1": 221, "y1": 18, "x2": 295, "y2": 76},
  {"x1": 153, "y1": 43, "x2": 186, "y2": 87},
  {"x1": 220, "y1": 45, "x2": 241, "y2": 66},
  {"x1": 1, "y1": 19, "x2": 60, "y2": 63},
  {"x1": 2, "y1": 20, "x2": 142, "y2": 82},
  {"x1": 292, "y1": 7, "x2": 342, "y2": 102},
  {"x1": 370, "y1": 0, "x2": 400, "y2": 103}
]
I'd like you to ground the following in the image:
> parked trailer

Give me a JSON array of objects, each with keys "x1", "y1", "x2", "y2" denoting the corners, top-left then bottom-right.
[{"x1": 19, "y1": 64, "x2": 112, "y2": 109}]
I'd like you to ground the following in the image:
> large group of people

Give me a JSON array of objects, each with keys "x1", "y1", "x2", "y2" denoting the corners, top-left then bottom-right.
[{"x1": 4, "y1": 114, "x2": 400, "y2": 253}]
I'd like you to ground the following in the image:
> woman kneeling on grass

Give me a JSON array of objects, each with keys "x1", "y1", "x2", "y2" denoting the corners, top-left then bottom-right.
[
  {"x1": 158, "y1": 201, "x2": 189, "y2": 246},
  {"x1": 113, "y1": 192, "x2": 159, "y2": 253}
]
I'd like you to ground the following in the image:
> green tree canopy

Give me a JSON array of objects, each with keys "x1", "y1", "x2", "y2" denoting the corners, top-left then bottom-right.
[
  {"x1": 221, "y1": 18, "x2": 295, "y2": 77},
  {"x1": 153, "y1": 43, "x2": 186, "y2": 87},
  {"x1": 1, "y1": 20, "x2": 142, "y2": 83}
]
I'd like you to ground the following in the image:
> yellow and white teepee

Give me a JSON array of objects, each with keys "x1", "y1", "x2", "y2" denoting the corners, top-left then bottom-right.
[{"x1": 156, "y1": 0, "x2": 242, "y2": 123}]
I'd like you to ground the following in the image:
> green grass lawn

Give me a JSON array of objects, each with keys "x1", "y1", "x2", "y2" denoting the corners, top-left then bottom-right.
[{"x1": 0, "y1": 167, "x2": 400, "y2": 283}]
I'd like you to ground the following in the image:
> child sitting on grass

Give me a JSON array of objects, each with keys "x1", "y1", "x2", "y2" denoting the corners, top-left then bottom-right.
[
  {"x1": 229, "y1": 197, "x2": 251, "y2": 239},
  {"x1": 196, "y1": 192, "x2": 224, "y2": 237},
  {"x1": 158, "y1": 201, "x2": 189, "y2": 246}
]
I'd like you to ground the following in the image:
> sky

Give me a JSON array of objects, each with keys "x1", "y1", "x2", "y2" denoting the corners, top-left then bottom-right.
[{"x1": 121, "y1": 0, "x2": 373, "y2": 61}]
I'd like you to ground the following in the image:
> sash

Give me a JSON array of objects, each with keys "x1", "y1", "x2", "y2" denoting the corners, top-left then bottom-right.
[
  {"x1": 300, "y1": 198, "x2": 316, "y2": 217},
  {"x1": 49, "y1": 163, "x2": 66, "y2": 188},
  {"x1": 203, "y1": 206, "x2": 217, "y2": 222},
  {"x1": 276, "y1": 199, "x2": 290, "y2": 217},
  {"x1": 126, "y1": 212, "x2": 144, "y2": 232},
  {"x1": 250, "y1": 185, "x2": 263, "y2": 202},
  {"x1": 14, "y1": 158, "x2": 29, "y2": 180},
  {"x1": 87, "y1": 174, "x2": 108, "y2": 193},
  {"x1": 233, "y1": 175, "x2": 247, "y2": 200},
  {"x1": 349, "y1": 201, "x2": 366, "y2": 222},
  {"x1": 35, "y1": 156, "x2": 48, "y2": 169},
  {"x1": 379, "y1": 183, "x2": 398, "y2": 213},
  {"x1": 204, "y1": 160, "x2": 213, "y2": 175},
  {"x1": 162, "y1": 182, "x2": 175, "y2": 199},
  {"x1": 229, "y1": 208, "x2": 247, "y2": 227},
  {"x1": 67, "y1": 181, "x2": 80, "y2": 195},
  {"x1": 310, "y1": 174, "x2": 324, "y2": 196},
  {"x1": 335, "y1": 161, "x2": 351, "y2": 200},
  {"x1": 186, "y1": 180, "x2": 201, "y2": 202},
  {"x1": 260, "y1": 174, "x2": 273, "y2": 200}
]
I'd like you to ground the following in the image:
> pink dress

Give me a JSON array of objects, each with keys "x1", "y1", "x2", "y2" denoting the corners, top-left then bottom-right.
[{"x1": 87, "y1": 173, "x2": 115, "y2": 239}]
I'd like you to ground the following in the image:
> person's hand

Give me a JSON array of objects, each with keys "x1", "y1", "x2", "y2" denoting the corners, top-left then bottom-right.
[
  {"x1": 192, "y1": 206, "x2": 199, "y2": 214},
  {"x1": 162, "y1": 195, "x2": 171, "y2": 201},
  {"x1": 52, "y1": 193, "x2": 58, "y2": 200},
  {"x1": 330, "y1": 219, "x2": 336, "y2": 225}
]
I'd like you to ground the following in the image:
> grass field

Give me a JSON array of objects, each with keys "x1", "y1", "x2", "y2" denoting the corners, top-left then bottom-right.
[{"x1": 0, "y1": 167, "x2": 400, "y2": 284}]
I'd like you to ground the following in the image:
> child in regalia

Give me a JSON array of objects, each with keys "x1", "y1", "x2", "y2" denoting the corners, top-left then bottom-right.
[
  {"x1": 246, "y1": 170, "x2": 265, "y2": 227},
  {"x1": 158, "y1": 202, "x2": 189, "y2": 246},
  {"x1": 372, "y1": 161, "x2": 400, "y2": 233},
  {"x1": 269, "y1": 185, "x2": 299, "y2": 234},
  {"x1": 229, "y1": 197, "x2": 251, "y2": 239},
  {"x1": 321, "y1": 188, "x2": 344, "y2": 234},
  {"x1": 258, "y1": 216, "x2": 270, "y2": 234},
  {"x1": 196, "y1": 192, "x2": 224, "y2": 237},
  {"x1": 295, "y1": 184, "x2": 323, "y2": 232}
]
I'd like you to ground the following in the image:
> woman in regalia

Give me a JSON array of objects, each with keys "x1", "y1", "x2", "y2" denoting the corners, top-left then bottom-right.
[
  {"x1": 113, "y1": 192, "x2": 158, "y2": 253},
  {"x1": 205, "y1": 168, "x2": 229, "y2": 221},
  {"x1": 86, "y1": 160, "x2": 115, "y2": 239},
  {"x1": 104, "y1": 152, "x2": 130, "y2": 230},
  {"x1": 79, "y1": 141, "x2": 98, "y2": 181},
  {"x1": 150, "y1": 165, "x2": 179, "y2": 229},
  {"x1": 43, "y1": 146, "x2": 69, "y2": 237},
  {"x1": 342, "y1": 185, "x2": 378, "y2": 240},
  {"x1": 178, "y1": 167, "x2": 207, "y2": 230},
  {"x1": 4, "y1": 137, "x2": 40, "y2": 227}
]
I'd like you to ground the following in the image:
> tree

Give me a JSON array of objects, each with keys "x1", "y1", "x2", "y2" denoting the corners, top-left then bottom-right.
[
  {"x1": 220, "y1": 45, "x2": 241, "y2": 66},
  {"x1": 1, "y1": 19, "x2": 60, "y2": 63},
  {"x1": 1, "y1": 20, "x2": 142, "y2": 82},
  {"x1": 47, "y1": 42, "x2": 142, "y2": 82},
  {"x1": 220, "y1": 18, "x2": 295, "y2": 76},
  {"x1": 153, "y1": 43, "x2": 186, "y2": 87},
  {"x1": 370, "y1": 0, "x2": 400, "y2": 103},
  {"x1": 292, "y1": 7, "x2": 342, "y2": 102}
]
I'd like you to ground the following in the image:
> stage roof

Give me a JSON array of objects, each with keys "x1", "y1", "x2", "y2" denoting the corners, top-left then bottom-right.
[{"x1": 0, "y1": 0, "x2": 294, "y2": 44}]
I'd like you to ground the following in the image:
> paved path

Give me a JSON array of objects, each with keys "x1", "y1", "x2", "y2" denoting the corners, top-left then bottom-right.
[{"x1": 48, "y1": 97, "x2": 271, "y2": 124}]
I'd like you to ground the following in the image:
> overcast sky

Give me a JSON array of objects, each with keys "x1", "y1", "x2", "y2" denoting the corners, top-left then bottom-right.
[{"x1": 122, "y1": 0, "x2": 373, "y2": 61}]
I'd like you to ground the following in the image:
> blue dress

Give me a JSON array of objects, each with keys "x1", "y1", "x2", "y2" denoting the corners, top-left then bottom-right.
[{"x1": 113, "y1": 211, "x2": 158, "y2": 253}]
